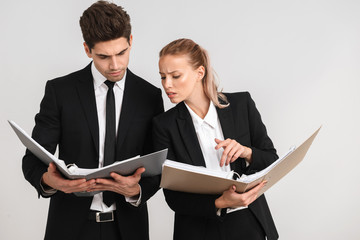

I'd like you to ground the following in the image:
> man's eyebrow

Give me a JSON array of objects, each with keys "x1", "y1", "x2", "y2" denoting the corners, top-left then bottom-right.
[
  {"x1": 117, "y1": 47, "x2": 129, "y2": 54},
  {"x1": 95, "y1": 47, "x2": 129, "y2": 57},
  {"x1": 96, "y1": 53, "x2": 109, "y2": 58}
]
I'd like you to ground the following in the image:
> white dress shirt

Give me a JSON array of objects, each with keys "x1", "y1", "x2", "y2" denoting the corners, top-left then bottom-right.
[
  {"x1": 184, "y1": 102, "x2": 230, "y2": 172},
  {"x1": 90, "y1": 63, "x2": 125, "y2": 212},
  {"x1": 91, "y1": 63, "x2": 140, "y2": 212},
  {"x1": 184, "y1": 102, "x2": 247, "y2": 213}
]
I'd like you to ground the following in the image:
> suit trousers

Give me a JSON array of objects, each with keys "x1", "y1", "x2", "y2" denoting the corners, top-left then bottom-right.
[
  {"x1": 77, "y1": 215, "x2": 121, "y2": 240},
  {"x1": 204, "y1": 208, "x2": 266, "y2": 240}
]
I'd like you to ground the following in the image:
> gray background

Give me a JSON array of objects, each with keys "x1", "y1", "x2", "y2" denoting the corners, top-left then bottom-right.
[{"x1": 1, "y1": 0, "x2": 359, "y2": 239}]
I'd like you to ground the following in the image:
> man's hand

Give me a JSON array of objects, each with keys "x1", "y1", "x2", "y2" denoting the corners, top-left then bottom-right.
[
  {"x1": 215, "y1": 138, "x2": 253, "y2": 167},
  {"x1": 88, "y1": 167, "x2": 145, "y2": 198},
  {"x1": 42, "y1": 163, "x2": 96, "y2": 194}
]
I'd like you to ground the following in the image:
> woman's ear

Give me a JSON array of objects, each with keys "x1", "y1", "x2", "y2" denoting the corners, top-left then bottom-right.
[{"x1": 197, "y1": 66, "x2": 205, "y2": 81}]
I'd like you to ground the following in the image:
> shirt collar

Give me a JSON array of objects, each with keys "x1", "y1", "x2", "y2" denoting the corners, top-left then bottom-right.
[
  {"x1": 184, "y1": 101, "x2": 218, "y2": 129},
  {"x1": 91, "y1": 62, "x2": 126, "y2": 90}
]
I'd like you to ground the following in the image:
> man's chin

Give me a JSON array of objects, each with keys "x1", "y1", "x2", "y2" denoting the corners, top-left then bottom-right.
[{"x1": 107, "y1": 75, "x2": 125, "y2": 82}]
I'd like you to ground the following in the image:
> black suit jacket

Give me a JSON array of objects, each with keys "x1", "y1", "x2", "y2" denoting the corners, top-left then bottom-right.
[
  {"x1": 152, "y1": 92, "x2": 278, "y2": 240},
  {"x1": 22, "y1": 63, "x2": 164, "y2": 240}
]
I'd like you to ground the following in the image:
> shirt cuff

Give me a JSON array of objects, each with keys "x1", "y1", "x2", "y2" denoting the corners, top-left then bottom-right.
[
  {"x1": 39, "y1": 179, "x2": 57, "y2": 197},
  {"x1": 227, "y1": 206, "x2": 248, "y2": 213},
  {"x1": 216, "y1": 206, "x2": 248, "y2": 216},
  {"x1": 125, "y1": 184, "x2": 142, "y2": 207},
  {"x1": 216, "y1": 208, "x2": 223, "y2": 216}
]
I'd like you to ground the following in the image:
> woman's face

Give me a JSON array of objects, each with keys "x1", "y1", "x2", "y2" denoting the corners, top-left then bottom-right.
[{"x1": 159, "y1": 54, "x2": 204, "y2": 104}]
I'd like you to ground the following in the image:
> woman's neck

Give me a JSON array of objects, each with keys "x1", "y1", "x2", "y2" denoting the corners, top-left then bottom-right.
[{"x1": 185, "y1": 93, "x2": 210, "y2": 119}]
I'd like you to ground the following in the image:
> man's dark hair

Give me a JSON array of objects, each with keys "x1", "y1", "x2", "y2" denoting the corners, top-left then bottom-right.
[{"x1": 79, "y1": 1, "x2": 131, "y2": 50}]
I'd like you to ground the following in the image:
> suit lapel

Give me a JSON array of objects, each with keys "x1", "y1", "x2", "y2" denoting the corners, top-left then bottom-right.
[
  {"x1": 176, "y1": 102, "x2": 206, "y2": 167},
  {"x1": 76, "y1": 63, "x2": 99, "y2": 156},
  {"x1": 216, "y1": 104, "x2": 240, "y2": 171},
  {"x1": 217, "y1": 104, "x2": 236, "y2": 140},
  {"x1": 115, "y1": 69, "x2": 139, "y2": 158}
]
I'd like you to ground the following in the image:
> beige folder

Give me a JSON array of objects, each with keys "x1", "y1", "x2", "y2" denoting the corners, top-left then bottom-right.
[{"x1": 160, "y1": 127, "x2": 321, "y2": 196}]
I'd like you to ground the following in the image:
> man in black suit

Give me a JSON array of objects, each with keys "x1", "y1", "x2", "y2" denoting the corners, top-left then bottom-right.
[{"x1": 22, "y1": 1, "x2": 163, "y2": 240}]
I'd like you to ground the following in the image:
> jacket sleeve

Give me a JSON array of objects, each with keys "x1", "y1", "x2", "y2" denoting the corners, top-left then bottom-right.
[
  {"x1": 242, "y1": 92, "x2": 278, "y2": 174},
  {"x1": 152, "y1": 116, "x2": 221, "y2": 219},
  {"x1": 138, "y1": 88, "x2": 164, "y2": 205},
  {"x1": 22, "y1": 80, "x2": 61, "y2": 198}
]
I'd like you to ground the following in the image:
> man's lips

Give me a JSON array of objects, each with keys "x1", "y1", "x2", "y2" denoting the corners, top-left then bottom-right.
[{"x1": 108, "y1": 70, "x2": 123, "y2": 76}]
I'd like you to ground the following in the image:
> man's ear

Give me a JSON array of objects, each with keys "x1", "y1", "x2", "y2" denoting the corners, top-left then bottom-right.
[
  {"x1": 83, "y1": 42, "x2": 92, "y2": 58},
  {"x1": 128, "y1": 34, "x2": 133, "y2": 48}
]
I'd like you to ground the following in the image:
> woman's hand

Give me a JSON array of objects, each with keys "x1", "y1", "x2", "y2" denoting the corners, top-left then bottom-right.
[
  {"x1": 215, "y1": 181, "x2": 267, "y2": 209},
  {"x1": 215, "y1": 138, "x2": 252, "y2": 167}
]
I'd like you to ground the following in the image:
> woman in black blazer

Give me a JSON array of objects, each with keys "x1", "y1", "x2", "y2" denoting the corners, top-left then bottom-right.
[{"x1": 153, "y1": 38, "x2": 279, "y2": 240}]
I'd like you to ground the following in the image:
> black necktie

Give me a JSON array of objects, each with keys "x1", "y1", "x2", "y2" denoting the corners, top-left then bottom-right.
[{"x1": 103, "y1": 80, "x2": 116, "y2": 207}]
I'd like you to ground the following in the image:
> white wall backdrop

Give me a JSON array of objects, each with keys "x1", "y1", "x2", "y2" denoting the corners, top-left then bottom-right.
[{"x1": 1, "y1": 0, "x2": 359, "y2": 239}]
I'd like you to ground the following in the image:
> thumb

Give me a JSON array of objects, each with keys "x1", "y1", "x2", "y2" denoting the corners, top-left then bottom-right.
[
  {"x1": 133, "y1": 167, "x2": 145, "y2": 178},
  {"x1": 48, "y1": 163, "x2": 57, "y2": 172}
]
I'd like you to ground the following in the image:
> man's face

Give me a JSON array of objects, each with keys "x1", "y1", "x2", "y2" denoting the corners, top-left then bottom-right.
[{"x1": 84, "y1": 36, "x2": 132, "y2": 82}]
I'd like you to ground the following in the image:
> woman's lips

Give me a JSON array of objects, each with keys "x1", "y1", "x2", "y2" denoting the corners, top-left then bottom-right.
[{"x1": 166, "y1": 92, "x2": 176, "y2": 98}]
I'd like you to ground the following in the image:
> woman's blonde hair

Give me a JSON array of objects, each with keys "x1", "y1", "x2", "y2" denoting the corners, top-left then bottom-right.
[{"x1": 159, "y1": 38, "x2": 229, "y2": 108}]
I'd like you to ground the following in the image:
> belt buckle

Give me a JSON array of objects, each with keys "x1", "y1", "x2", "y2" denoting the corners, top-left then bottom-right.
[{"x1": 96, "y1": 211, "x2": 114, "y2": 223}]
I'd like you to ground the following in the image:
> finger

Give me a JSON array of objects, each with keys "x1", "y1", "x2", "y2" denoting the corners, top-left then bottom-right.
[
  {"x1": 215, "y1": 138, "x2": 229, "y2": 150},
  {"x1": 74, "y1": 181, "x2": 97, "y2": 192},
  {"x1": 225, "y1": 146, "x2": 238, "y2": 166},
  {"x1": 63, "y1": 179, "x2": 88, "y2": 192},
  {"x1": 95, "y1": 177, "x2": 114, "y2": 185},
  {"x1": 247, "y1": 181, "x2": 266, "y2": 196},
  {"x1": 79, "y1": 179, "x2": 96, "y2": 188},
  {"x1": 227, "y1": 141, "x2": 244, "y2": 165},
  {"x1": 57, "y1": 179, "x2": 86, "y2": 193},
  {"x1": 72, "y1": 178, "x2": 88, "y2": 186},
  {"x1": 87, "y1": 184, "x2": 110, "y2": 192},
  {"x1": 222, "y1": 141, "x2": 236, "y2": 166},
  {"x1": 229, "y1": 145, "x2": 245, "y2": 164},
  {"x1": 214, "y1": 138, "x2": 222, "y2": 147},
  {"x1": 219, "y1": 153, "x2": 227, "y2": 167},
  {"x1": 231, "y1": 151, "x2": 242, "y2": 163}
]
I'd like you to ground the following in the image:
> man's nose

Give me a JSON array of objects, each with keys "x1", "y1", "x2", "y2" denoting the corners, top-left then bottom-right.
[{"x1": 109, "y1": 56, "x2": 118, "y2": 69}]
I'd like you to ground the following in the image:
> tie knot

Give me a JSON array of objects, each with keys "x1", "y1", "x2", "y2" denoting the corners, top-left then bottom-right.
[{"x1": 105, "y1": 80, "x2": 115, "y2": 89}]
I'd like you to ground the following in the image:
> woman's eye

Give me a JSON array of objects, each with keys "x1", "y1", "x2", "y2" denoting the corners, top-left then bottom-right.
[{"x1": 173, "y1": 75, "x2": 180, "y2": 79}]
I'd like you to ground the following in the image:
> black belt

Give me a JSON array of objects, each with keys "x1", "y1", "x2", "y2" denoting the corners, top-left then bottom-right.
[{"x1": 89, "y1": 211, "x2": 114, "y2": 223}]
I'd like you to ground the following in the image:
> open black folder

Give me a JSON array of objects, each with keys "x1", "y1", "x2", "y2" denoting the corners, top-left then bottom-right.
[
  {"x1": 160, "y1": 127, "x2": 320, "y2": 196},
  {"x1": 9, "y1": 120, "x2": 168, "y2": 180}
]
